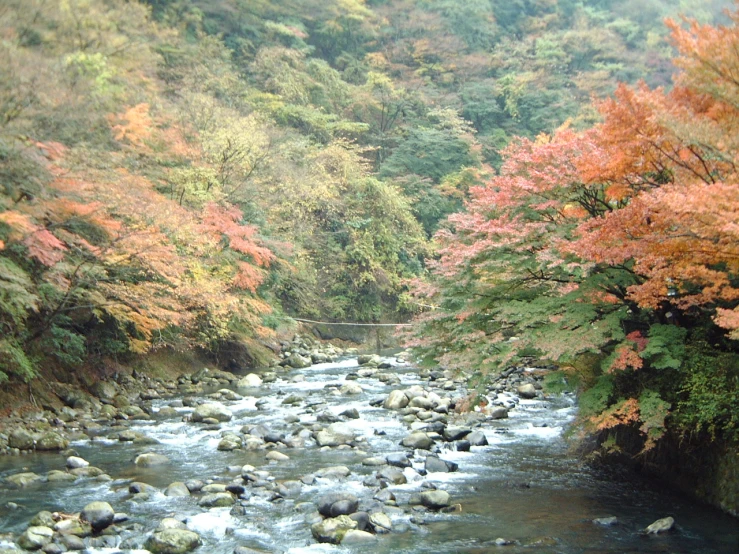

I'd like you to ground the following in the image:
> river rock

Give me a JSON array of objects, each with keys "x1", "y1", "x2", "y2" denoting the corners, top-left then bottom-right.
[
  {"x1": 69, "y1": 466, "x2": 106, "y2": 478},
  {"x1": 383, "y1": 390, "x2": 409, "y2": 410},
  {"x1": 378, "y1": 466, "x2": 407, "y2": 485},
  {"x1": 419, "y1": 490, "x2": 451, "y2": 510},
  {"x1": 488, "y1": 407, "x2": 509, "y2": 419},
  {"x1": 165, "y1": 482, "x2": 191, "y2": 497},
  {"x1": 369, "y1": 512, "x2": 393, "y2": 533},
  {"x1": 341, "y1": 408, "x2": 360, "y2": 419},
  {"x1": 191, "y1": 403, "x2": 232, "y2": 422},
  {"x1": 286, "y1": 354, "x2": 311, "y2": 369},
  {"x1": 409, "y1": 396, "x2": 435, "y2": 410},
  {"x1": 425, "y1": 456, "x2": 458, "y2": 473},
  {"x1": 17, "y1": 526, "x2": 54, "y2": 550},
  {"x1": 6, "y1": 472, "x2": 43, "y2": 487},
  {"x1": 467, "y1": 430, "x2": 489, "y2": 446},
  {"x1": 340, "y1": 382, "x2": 363, "y2": 395},
  {"x1": 218, "y1": 435, "x2": 243, "y2": 451},
  {"x1": 386, "y1": 452, "x2": 411, "y2": 468},
  {"x1": 315, "y1": 422, "x2": 355, "y2": 447},
  {"x1": 29, "y1": 511, "x2": 55, "y2": 528},
  {"x1": 198, "y1": 492, "x2": 235, "y2": 507},
  {"x1": 54, "y1": 518, "x2": 92, "y2": 537},
  {"x1": 442, "y1": 427, "x2": 471, "y2": 441},
  {"x1": 158, "y1": 518, "x2": 187, "y2": 531},
  {"x1": 266, "y1": 451, "x2": 290, "y2": 462},
  {"x1": 145, "y1": 529, "x2": 202, "y2": 554},
  {"x1": 341, "y1": 530, "x2": 377, "y2": 544},
  {"x1": 237, "y1": 373, "x2": 262, "y2": 387},
  {"x1": 401, "y1": 431, "x2": 434, "y2": 449},
  {"x1": 8, "y1": 429, "x2": 35, "y2": 450},
  {"x1": 311, "y1": 515, "x2": 358, "y2": 544},
  {"x1": 316, "y1": 493, "x2": 359, "y2": 517},
  {"x1": 517, "y1": 384, "x2": 537, "y2": 399},
  {"x1": 46, "y1": 470, "x2": 77, "y2": 482},
  {"x1": 315, "y1": 465, "x2": 351, "y2": 479},
  {"x1": 81, "y1": 501, "x2": 115, "y2": 531},
  {"x1": 66, "y1": 456, "x2": 89, "y2": 469},
  {"x1": 645, "y1": 516, "x2": 674, "y2": 534},
  {"x1": 91, "y1": 381, "x2": 117, "y2": 400},
  {"x1": 593, "y1": 516, "x2": 619, "y2": 526},
  {"x1": 135, "y1": 452, "x2": 171, "y2": 466}
]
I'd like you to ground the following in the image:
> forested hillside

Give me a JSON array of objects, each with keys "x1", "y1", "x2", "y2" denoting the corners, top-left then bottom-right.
[{"x1": 1, "y1": 0, "x2": 736, "y2": 479}]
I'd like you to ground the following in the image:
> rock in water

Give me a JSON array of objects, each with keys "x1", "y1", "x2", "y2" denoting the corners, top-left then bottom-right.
[
  {"x1": 383, "y1": 390, "x2": 409, "y2": 410},
  {"x1": 311, "y1": 515, "x2": 358, "y2": 544},
  {"x1": 237, "y1": 373, "x2": 262, "y2": 387},
  {"x1": 517, "y1": 383, "x2": 537, "y2": 399},
  {"x1": 145, "y1": 529, "x2": 202, "y2": 554},
  {"x1": 135, "y1": 452, "x2": 171, "y2": 467},
  {"x1": 645, "y1": 516, "x2": 675, "y2": 534},
  {"x1": 401, "y1": 431, "x2": 434, "y2": 449},
  {"x1": 191, "y1": 403, "x2": 232, "y2": 422},
  {"x1": 316, "y1": 493, "x2": 359, "y2": 517},
  {"x1": 81, "y1": 501, "x2": 115, "y2": 531},
  {"x1": 341, "y1": 530, "x2": 377, "y2": 544},
  {"x1": 419, "y1": 490, "x2": 451, "y2": 510}
]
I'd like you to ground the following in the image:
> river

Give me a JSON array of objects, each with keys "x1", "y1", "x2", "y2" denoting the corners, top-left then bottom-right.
[{"x1": 1, "y1": 355, "x2": 737, "y2": 553}]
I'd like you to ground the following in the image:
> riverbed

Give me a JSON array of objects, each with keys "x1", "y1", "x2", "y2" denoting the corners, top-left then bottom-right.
[{"x1": 1, "y1": 355, "x2": 737, "y2": 553}]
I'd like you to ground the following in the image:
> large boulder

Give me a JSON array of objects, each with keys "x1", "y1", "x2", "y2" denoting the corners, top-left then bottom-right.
[
  {"x1": 36, "y1": 431, "x2": 69, "y2": 451},
  {"x1": 286, "y1": 354, "x2": 311, "y2": 369},
  {"x1": 311, "y1": 515, "x2": 358, "y2": 544},
  {"x1": 145, "y1": 529, "x2": 202, "y2": 554},
  {"x1": 81, "y1": 501, "x2": 115, "y2": 532},
  {"x1": 165, "y1": 482, "x2": 191, "y2": 497},
  {"x1": 191, "y1": 403, "x2": 232, "y2": 422},
  {"x1": 8, "y1": 429, "x2": 35, "y2": 450},
  {"x1": 17, "y1": 526, "x2": 54, "y2": 550},
  {"x1": 315, "y1": 422, "x2": 356, "y2": 447},
  {"x1": 383, "y1": 390, "x2": 409, "y2": 410}
]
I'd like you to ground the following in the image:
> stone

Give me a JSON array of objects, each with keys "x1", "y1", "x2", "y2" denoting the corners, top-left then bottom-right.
[
  {"x1": 266, "y1": 451, "x2": 290, "y2": 462},
  {"x1": 311, "y1": 515, "x2": 358, "y2": 544},
  {"x1": 488, "y1": 407, "x2": 509, "y2": 420},
  {"x1": 46, "y1": 470, "x2": 77, "y2": 482},
  {"x1": 81, "y1": 501, "x2": 115, "y2": 531},
  {"x1": 315, "y1": 465, "x2": 351, "y2": 480},
  {"x1": 517, "y1": 383, "x2": 537, "y2": 399},
  {"x1": 286, "y1": 354, "x2": 311, "y2": 369},
  {"x1": 386, "y1": 452, "x2": 411, "y2": 468},
  {"x1": 316, "y1": 493, "x2": 359, "y2": 517},
  {"x1": 17, "y1": 526, "x2": 54, "y2": 550},
  {"x1": 237, "y1": 373, "x2": 262, "y2": 387},
  {"x1": 129, "y1": 481, "x2": 158, "y2": 494},
  {"x1": 6, "y1": 472, "x2": 43, "y2": 487},
  {"x1": 54, "y1": 518, "x2": 92, "y2": 537},
  {"x1": 158, "y1": 518, "x2": 187, "y2": 531},
  {"x1": 409, "y1": 396, "x2": 435, "y2": 410},
  {"x1": 369, "y1": 512, "x2": 393, "y2": 533},
  {"x1": 425, "y1": 456, "x2": 458, "y2": 473},
  {"x1": 645, "y1": 516, "x2": 675, "y2": 534},
  {"x1": 135, "y1": 452, "x2": 171, "y2": 467},
  {"x1": 69, "y1": 466, "x2": 105, "y2": 478},
  {"x1": 91, "y1": 381, "x2": 117, "y2": 400},
  {"x1": 8, "y1": 429, "x2": 35, "y2": 450},
  {"x1": 593, "y1": 516, "x2": 619, "y2": 526},
  {"x1": 419, "y1": 490, "x2": 451, "y2": 510},
  {"x1": 467, "y1": 430, "x2": 489, "y2": 446},
  {"x1": 191, "y1": 403, "x2": 232, "y2": 422},
  {"x1": 145, "y1": 529, "x2": 202, "y2": 554},
  {"x1": 198, "y1": 492, "x2": 235, "y2": 507},
  {"x1": 357, "y1": 354, "x2": 381, "y2": 366},
  {"x1": 340, "y1": 382, "x2": 363, "y2": 395},
  {"x1": 315, "y1": 422, "x2": 356, "y2": 447},
  {"x1": 340, "y1": 408, "x2": 360, "y2": 419},
  {"x1": 442, "y1": 427, "x2": 471, "y2": 441},
  {"x1": 30, "y1": 511, "x2": 55, "y2": 528},
  {"x1": 383, "y1": 390, "x2": 409, "y2": 410},
  {"x1": 377, "y1": 466, "x2": 407, "y2": 485},
  {"x1": 165, "y1": 482, "x2": 191, "y2": 497},
  {"x1": 218, "y1": 435, "x2": 242, "y2": 451},
  {"x1": 66, "y1": 456, "x2": 89, "y2": 469},
  {"x1": 341, "y1": 530, "x2": 377, "y2": 545},
  {"x1": 401, "y1": 431, "x2": 434, "y2": 449}
]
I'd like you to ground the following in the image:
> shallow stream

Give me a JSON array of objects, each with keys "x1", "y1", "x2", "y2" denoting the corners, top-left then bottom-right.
[{"x1": 1, "y1": 357, "x2": 737, "y2": 553}]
